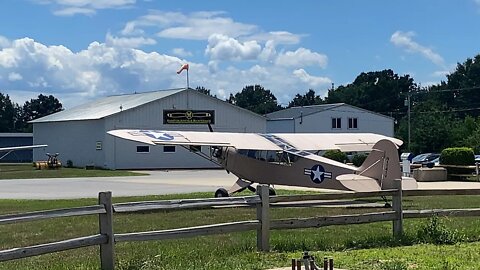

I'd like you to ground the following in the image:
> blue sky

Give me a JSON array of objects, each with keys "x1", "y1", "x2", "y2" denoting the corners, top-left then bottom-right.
[{"x1": 1, "y1": 0, "x2": 479, "y2": 108}]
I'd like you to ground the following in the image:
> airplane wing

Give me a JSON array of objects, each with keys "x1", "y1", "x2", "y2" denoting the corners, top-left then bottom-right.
[
  {"x1": 108, "y1": 129, "x2": 402, "y2": 152},
  {"x1": 0, "y1": 145, "x2": 48, "y2": 152},
  {"x1": 273, "y1": 133, "x2": 403, "y2": 152},
  {"x1": 107, "y1": 130, "x2": 283, "y2": 150}
]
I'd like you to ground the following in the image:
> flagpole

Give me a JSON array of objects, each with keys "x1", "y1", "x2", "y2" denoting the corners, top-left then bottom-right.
[{"x1": 186, "y1": 69, "x2": 189, "y2": 89}]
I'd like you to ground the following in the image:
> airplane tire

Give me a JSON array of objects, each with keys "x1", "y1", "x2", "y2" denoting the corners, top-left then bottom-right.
[
  {"x1": 268, "y1": 187, "x2": 276, "y2": 196},
  {"x1": 215, "y1": 188, "x2": 229, "y2": 198}
]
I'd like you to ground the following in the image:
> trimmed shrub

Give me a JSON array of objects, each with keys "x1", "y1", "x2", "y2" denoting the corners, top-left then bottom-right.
[
  {"x1": 323, "y1": 150, "x2": 348, "y2": 163},
  {"x1": 440, "y1": 147, "x2": 474, "y2": 165},
  {"x1": 352, "y1": 153, "x2": 368, "y2": 167},
  {"x1": 440, "y1": 147, "x2": 474, "y2": 178}
]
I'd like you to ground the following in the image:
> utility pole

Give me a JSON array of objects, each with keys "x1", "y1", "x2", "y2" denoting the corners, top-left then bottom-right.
[{"x1": 404, "y1": 93, "x2": 411, "y2": 151}]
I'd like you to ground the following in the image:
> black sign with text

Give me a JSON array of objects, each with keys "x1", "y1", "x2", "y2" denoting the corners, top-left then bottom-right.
[{"x1": 163, "y1": 110, "x2": 215, "y2": 124}]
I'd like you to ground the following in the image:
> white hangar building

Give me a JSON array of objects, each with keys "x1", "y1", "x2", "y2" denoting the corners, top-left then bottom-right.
[
  {"x1": 266, "y1": 103, "x2": 394, "y2": 137},
  {"x1": 31, "y1": 88, "x2": 266, "y2": 169}
]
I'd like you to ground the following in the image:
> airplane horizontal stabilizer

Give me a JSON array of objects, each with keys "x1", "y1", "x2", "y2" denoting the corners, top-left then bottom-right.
[{"x1": 336, "y1": 174, "x2": 381, "y2": 192}]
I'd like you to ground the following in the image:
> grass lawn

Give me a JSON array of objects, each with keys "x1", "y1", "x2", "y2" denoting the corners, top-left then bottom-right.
[
  {"x1": 0, "y1": 163, "x2": 147, "y2": 179},
  {"x1": 0, "y1": 191, "x2": 480, "y2": 269}
]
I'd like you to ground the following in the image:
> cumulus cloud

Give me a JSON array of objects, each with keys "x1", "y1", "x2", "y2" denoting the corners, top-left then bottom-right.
[
  {"x1": 205, "y1": 34, "x2": 262, "y2": 61},
  {"x1": 0, "y1": 37, "x2": 185, "y2": 102},
  {"x1": 390, "y1": 31, "x2": 445, "y2": 67},
  {"x1": 1, "y1": 37, "x2": 332, "y2": 108},
  {"x1": 35, "y1": 0, "x2": 136, "y2": 16},
  {"x1": 293, "y1": 69, "x2": 332, "y2": 87},
  {"x1": 275, "y1": 48, "x2": 328, "y2": 68}
]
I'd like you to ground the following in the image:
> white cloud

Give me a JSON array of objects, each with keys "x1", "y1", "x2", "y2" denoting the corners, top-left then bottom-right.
[
  {"x1": 259, "y1": 40, "x2": 277, "y2": 62},
  {"x1": 390, "y1": 31, "x2": 445, "y2": 67},
  {"x1": 8, "y1": 72, "x2": 22, "y2": 81},
  {"x1": 276, "y1": 48, "x2": 328, "y2": 68},
  {"x1": 0, "y1": 37, "x2": 332, "y2": 108},
  {"x1": 53, "y1": 7, "x2": 95, "y2": 16},
  {"x1": 292, "y1": 69, "x2": 332, "y2": 87},
  {"x1": 0, "y1": 35, "x2": 10, "y2": 48},
  {"x1": 35, "y1": 0, "x2": 136, "y2": 16},
  {"x1": 122, "y1": 10, "x2": 258, "y2": 40},
  {"x1": 247, "y1": 31, "x2": 302, "y2": 45},
  {"x1": 171, "y1": 48, "x2": 192, "y2": 57},
  {"x1": 432, "y1": 70, "x2": 449, "y2": 77},
  {"x1": 205, "y1": 34, "x2": 262, "y2": 61},
  {"x1": 105, "y1": 33, "x2": 156, "y2": 48}
]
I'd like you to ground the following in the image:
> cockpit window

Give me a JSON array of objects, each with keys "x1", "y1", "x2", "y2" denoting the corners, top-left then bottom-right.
[{"x1": 237, "y1": 149, "x2": 299, "y2": 165}]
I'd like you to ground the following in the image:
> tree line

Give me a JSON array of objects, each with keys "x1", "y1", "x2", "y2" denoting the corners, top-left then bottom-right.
[{"x1": 0, "y1": 94, "x2": 62, "y2": 132}]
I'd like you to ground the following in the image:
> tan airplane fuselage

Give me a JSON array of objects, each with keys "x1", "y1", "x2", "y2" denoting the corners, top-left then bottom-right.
[{"x1": 217, "y1": 147, "x2": 356, "y2": 191}]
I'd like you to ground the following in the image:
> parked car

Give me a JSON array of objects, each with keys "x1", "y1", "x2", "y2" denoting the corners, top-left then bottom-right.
[{"x1": 411, "y1": 153, "x2": 440, "y2": 165}]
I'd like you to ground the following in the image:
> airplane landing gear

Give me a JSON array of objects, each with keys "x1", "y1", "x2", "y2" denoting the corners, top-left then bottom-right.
[
  {"x1": 381, "y1": 196, "x2": 391, "y2": 208},
  {"x1": 214, "y1": 188, "x2": 229, "y2": 198}
]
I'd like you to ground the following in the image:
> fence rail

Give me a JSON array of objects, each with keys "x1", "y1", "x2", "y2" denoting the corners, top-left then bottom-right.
[{"x1": 1, "y1": 182, "x2": 480, "y2": 269}]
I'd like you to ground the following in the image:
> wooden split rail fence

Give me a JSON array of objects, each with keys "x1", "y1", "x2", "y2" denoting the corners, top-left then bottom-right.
[{"x1": 1, "y1": 180, "x2": 480, "y2": 269}]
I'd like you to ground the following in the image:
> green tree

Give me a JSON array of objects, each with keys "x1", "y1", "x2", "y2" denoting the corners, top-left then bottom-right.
[
  {"x1": 288, "y1": 89, "x2": 324, "y2": 107},
  {"x1": 195, "y1": 86, "x2": 215, "y2": 97},
  {"x1": 229, "y1": 85, "x2": 282, "y2": 115},
  {"x1": 326, "y1": 69, "x2": 416, "y2": 123},
  {"x1": 21, "y1": 94, "x2": 63, "y2": 131},
  {"x1": 443, "y1": 55, "x2": 480, "y2": 115},
  {"x1": 0, "y1": 93, "x2": 17, "y2": 132}
]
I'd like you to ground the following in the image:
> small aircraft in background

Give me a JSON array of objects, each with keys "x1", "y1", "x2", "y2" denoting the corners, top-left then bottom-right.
[
  {"x1": 108, "y1": 130, "x2": 417, "y2": 197},
  {"x1": 0, "y1": 145, "x2": 48, "y2": 161}
]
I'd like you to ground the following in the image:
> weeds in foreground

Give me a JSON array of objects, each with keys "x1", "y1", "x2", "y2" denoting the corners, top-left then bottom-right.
[{"x1": 416, "y1": 215, "x2": 464, "y2": 245}]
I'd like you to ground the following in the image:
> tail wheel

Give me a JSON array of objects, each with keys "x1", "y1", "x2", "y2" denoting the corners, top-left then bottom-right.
[
  {"x1": 268, "y1": 186, "x2": 276, "y2": 196},
  {"x1": 214, "y1": 188, "x2": 229, "y2": 198}
]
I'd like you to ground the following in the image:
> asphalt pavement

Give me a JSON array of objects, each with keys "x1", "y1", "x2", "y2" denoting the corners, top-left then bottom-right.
[{"x1": 1, "y1": 169, "x2": 480, "y2": 199}]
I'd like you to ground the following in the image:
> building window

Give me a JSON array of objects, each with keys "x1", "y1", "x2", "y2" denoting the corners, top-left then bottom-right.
[
  {"x1": 163, "y1": 146, "x2": 176, "y2": 153},
  {"x1": 348, "y1": 118, "x2": 358, "y2": 129},
  {"x1": 136, "y1": 146, "x2": 150, "y2": 153},
  {"x1": 332, "y1": 118, "x2": 342, "y2": 129}
]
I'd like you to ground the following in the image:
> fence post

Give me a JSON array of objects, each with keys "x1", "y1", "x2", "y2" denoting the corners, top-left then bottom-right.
[
  {"x1": 256, "y1": 185, "x2": 270, "y2": 251},
  {"x1": 99, "y1": 192, "x2": 115, "y2": 270},
  {"x1": 392, "y1": 179, "x2": 403, "y2": 239}
]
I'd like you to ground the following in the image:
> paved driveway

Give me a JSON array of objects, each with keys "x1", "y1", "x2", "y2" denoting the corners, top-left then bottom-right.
[{"x1": 0, "y1": 169, "x2": 480, "y2": 199}]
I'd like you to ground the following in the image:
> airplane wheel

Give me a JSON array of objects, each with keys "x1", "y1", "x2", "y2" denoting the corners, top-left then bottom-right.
[
  {"x1": 268, "y1": 187, "x2": 276, "y2": 196},
  {"x1": 215, "y1": 188, "x2": 229, "y2": 198}
]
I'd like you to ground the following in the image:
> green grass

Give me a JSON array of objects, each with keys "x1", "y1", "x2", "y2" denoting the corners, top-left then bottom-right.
[
  {"x1": 0, "y1": 163, "x2": 147, "y2": 179},
  {"x1": 1, "y1": 192, "x2": 480, "y2": 269}
]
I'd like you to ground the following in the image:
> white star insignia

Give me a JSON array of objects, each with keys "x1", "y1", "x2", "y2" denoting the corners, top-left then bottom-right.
[{"x1": 312, "y1": 166, "x2": 324, "y2": 181}]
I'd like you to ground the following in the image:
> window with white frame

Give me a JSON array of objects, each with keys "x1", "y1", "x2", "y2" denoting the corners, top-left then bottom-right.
[
  {"x1": 348, "y1": 117, "x2": 358, "y2": 129},
  {"x1": 331, "y1": 117, "x2": 342, "y2": 129}
]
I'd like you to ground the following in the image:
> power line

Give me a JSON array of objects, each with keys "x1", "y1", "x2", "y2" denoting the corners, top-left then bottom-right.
[{"x1": 409, "y1": 85, "x2": 480, "y2": 95}]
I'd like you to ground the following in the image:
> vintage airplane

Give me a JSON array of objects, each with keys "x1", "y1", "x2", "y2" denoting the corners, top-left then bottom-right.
[
  {"x1": 108, "y1": 130, "x2": 417, "y2": 197},
  {"x1": 0, "y1": 145, "x2": 48, "y2": 161}
]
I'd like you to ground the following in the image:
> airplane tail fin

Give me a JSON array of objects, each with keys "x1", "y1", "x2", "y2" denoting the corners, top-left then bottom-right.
[
  {"x1": 355, "y1": 139, "x2": 406, "y2": 190},
  {"x1": 336, "y1": 139, "x2": 417, "y2": 192}
]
